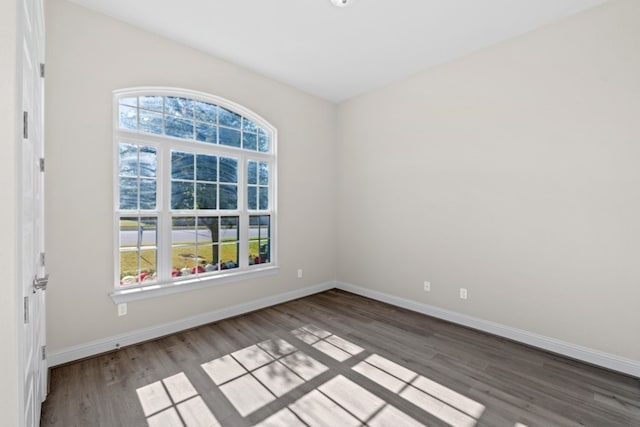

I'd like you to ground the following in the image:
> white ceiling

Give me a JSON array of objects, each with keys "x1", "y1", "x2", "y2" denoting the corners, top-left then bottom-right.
[{"x1": 68, "y1": 0, "x2": 606, "y2": 103}]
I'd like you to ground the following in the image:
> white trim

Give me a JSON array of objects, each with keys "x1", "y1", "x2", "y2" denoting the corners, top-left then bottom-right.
[
  {"x1": 335, "y1": 281, "x2": 640, "y2": 378},
  {"x1": 48, "y1": 281, "x2": 334, "y2": 367},
  {"x1": 51, "y1": 280, "x2": 640, "y2": 377}
]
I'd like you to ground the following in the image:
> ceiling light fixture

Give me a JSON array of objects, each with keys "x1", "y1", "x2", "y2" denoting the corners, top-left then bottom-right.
[{"x1": 330, "y1": 0, "x2": 353, "y2": 7}]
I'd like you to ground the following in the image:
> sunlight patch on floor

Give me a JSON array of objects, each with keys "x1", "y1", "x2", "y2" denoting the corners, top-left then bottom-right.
[
  {"x1": 219, "y1": 373, "x2": 276, "y2": 417},
  {"x1": 279, "y1": 351, "x2": 329, "y2": 381},
  {"x1": 291, "y1": 325, "x2": 364, "y2": 362},
  {"x1": 198, "y1": 327, "x2": 426, "y2": 426},
  {"x1": 201, "y1": 338, "x2": 328, "y2": 417},
  {"x1": 123, "y1": 325, "x2": 491, "y2": 426},
  {"x1": 353, "y1": 353, "x2": 485, "y2": 427},
  {"x1": 255, "y1": 375, "x2": 425, "y2": 427},
  {"x1": 136, "y1": 372, "x2": 220, "y2": 427},
  {"x1": 318, "y1": 375, "x2": 386, "y2": 421}
]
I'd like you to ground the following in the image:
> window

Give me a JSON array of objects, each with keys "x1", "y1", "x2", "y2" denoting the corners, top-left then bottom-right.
[{"x1": 113, "y1": 88, "x2": 276, "y2": 300}]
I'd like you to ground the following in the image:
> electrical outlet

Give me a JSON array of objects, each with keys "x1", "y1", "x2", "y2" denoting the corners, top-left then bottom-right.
[
  {"x1": 459, "y1": 288, "x2": 468, "y2": 300},
  {"x1": 424, "y1": 281, "x2": 430, "y2": 292},
  {"x1": 297, "y1": 269, "x2": 303, "y2": 278},
  {"x1": 118, "y1": 303, "x2": 127, "y2": 316}
]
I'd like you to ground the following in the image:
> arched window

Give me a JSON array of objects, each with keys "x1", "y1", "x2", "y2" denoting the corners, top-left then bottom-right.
[{"x1": 112, "y1": 88, "x2": 276, "y2": 301}]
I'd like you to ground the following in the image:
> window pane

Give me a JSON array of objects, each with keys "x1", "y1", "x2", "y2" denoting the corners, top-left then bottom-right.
[
  {"x1": 219, "y1": 185, "x2": 237, "y2": 210},
  {"x1": 119, "y1": 177, "x2": 138, "y2": 210},
  {"x1": 172, "y1": 151, "x2": 194, "y2": 180},
  {"x1": 139, "y1": 110, "x2": 163, "y2": 134},
  {"x1": 219, "y1": 157, "x2": 238, "y2": 183},
  {"x1": 165, "y1": 96, "x2": 194, "y2": 118},
  {"x1": 220, "y1": 216, "x2": 239, "y2": 269},
  {"x1": 196, "y1": 218, "x2": 214, "y2": 272},
  {"x1": 219, "y1": 127, "x2": 241, "y2": 148},
  {"x1": 176, "y1": 247, "x2": 198, "y2": 276},
  {"x1": 139, "y1": 96, "x2": 163, "y2": 112},
  {"x1": 243, "y1": 132, "x2": 257, "y2": 151},
  {"x1": 119, "y1": 144, "x2": 156, "y2": 210},
  {"x1": 199, "y1": 216, "x2": 220, "y2": 271},
  {"x1": 219, "y1": 107, "x2": 241, "y2": 128},
  {"x1": 119, "y1": 97, "x2": 137, "y2": 107},
  {"x1": 196, "y1": 183, "x2": 217, "y2": 209},
  {"x1": 139, "y1": 146, "x2": 157, "y2": 178},
  {"x1": 140, "y1": 179, "x2": 157, "y2": 210},
  {"x1": 139, "y1": 217, "x2": 158, "y2": 281},
  {"x1": 166, "y1": 116, "x2": 194, "y2": 140},
  {"x1": 119, "y1": 105, "x2": 137, "y2": 130},
  {"x1": 259, "y1": 162, "x2": 269, "y2": 185},
  {"x1": 220, "y1": 243, "x2": 238, "y2": 270},
  {"x1": 247, "y1": 186, "x2": 257, "y2": 210},
  {"x1": 196, "y1": 101, "x2": 217, "y2": 123},
  {"x1": 139, "y1": 217, "x2": 158, "y2": 247},
  {"x1": 196, "y1": 154, "x2": 217, "y2": 182},
  {"x1": 243, "y1": 118, "x2": 258, "y2": 133},
  {"x1": 119, "y1": 217, "x2": 157, "y2": 285},
  {"x1": 172, "y1": 217, "x2": 196, "y2": 247},
  {"x1": 260, "y1": 217, "x2": 271, "y2": 238},
  {"x1": 139, "y1": 249, "x2": 157, "y2": 282},
  {"x1": 259, "y1": 239, "x2": 270, "y2": 263},
  {"x1": 249, "y1": 215, "x2": 270, "y2": 265},
  {"x1": 198, "y1": 217, "x2": 219, "y2": 244},
  {"x1": 258, "y1": 129, "x2": 270, "y2": 152},
  {"x1": 196, "y1": 122, "x2": 217, "y2": 144},
  {"x1": 172, "y1": 216, "x2": 197, "y2": 276},
  {"x1": 119, "y1": 217, "x2": 139, "y2": 281},
  {"x1": 119, "y1": 144, "x2": 138, "y2": 177},
  {"x1": 119, "y1": 250, "x2": 136, "y2": 285},
  {"x1": 259, "y1": 187, "x2": 268, "y2": 210},
  {"x1": 174, "y1": 216, "x2": 223, "y2": 273},
  {"x1": 247, "y1": 161, "x2": 257, "y2": 185},
  {"x1": 172, "y1": 181, "x2": 194, "y2": 209},
  {"x1": 200, "y1": 245, "x2": 219, "y2": 272}
]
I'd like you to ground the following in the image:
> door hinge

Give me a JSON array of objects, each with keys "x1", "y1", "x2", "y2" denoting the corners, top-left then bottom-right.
[
  {"x1": 40, "y1": 63, "x2": 45, "y2": 78},
  {"x1": 40, "y1": 252, "x2": 46, "y2": 267},
  {"x1": 42, "y1": 346, "x2": 47, "y2": 360},
  {"x1": 39, "y1": 158, "x2": 45, "y2": 173},
  {"x1": 24, "y1": 296, "x2": 29, "y2": 324},
  {"x1": 23, "y1": 111, "x2": 28, "y2": 139}
]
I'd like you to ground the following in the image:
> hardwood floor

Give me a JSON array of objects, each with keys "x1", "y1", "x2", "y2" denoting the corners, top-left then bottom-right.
[{"x1": 41, "y1": 290, "x2": 640, "y2": 426}]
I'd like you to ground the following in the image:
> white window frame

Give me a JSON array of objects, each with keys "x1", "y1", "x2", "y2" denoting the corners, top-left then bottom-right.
[{"x1": 110, "y1": 87, "x2": 277, "y2": 304}]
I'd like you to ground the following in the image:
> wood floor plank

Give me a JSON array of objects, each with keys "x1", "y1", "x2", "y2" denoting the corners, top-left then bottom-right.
[{"x1": 41, "y1": 289, "x2": 640, "y2": 427}]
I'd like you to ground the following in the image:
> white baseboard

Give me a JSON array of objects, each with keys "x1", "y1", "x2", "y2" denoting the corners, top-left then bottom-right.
[
  {"x1": 47, "y1": 281, "x2": 334, "y2": 367},
  {"x1": 335, "y1": 281, "x2": 640, "y2": 378},
  {"x1": 49, "y1": 280, "x2": 639, "y2": 378}
]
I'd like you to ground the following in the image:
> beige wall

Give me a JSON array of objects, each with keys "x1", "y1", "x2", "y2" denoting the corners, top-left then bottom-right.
[
  {"x1": 337, "y1": 0, "x2": 640, "y2": 360},
  {"x1": 0, "y1": 0, "x2": 20, "y2": 424},
  {"x1": 46, "y1": 0, "x2": 639, "y2": 365},
  {"x1": 45, "y1": 0, "x2": 337, "y2": 351}
]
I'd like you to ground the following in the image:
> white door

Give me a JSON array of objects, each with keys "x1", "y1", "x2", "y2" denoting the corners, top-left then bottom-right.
[{"x1": 20, "y1": 0, "x2": 47, "y2": 425}]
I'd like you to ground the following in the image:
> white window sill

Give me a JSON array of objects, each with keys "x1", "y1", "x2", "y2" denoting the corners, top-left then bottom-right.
[{"x1": 110, "y1": 266, "x2": 279, "y2": 304}]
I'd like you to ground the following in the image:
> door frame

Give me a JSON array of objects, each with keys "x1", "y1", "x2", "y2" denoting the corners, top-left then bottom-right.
[{"x1": 0, "y1": 0, "x2": 23, "y2": 425}]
